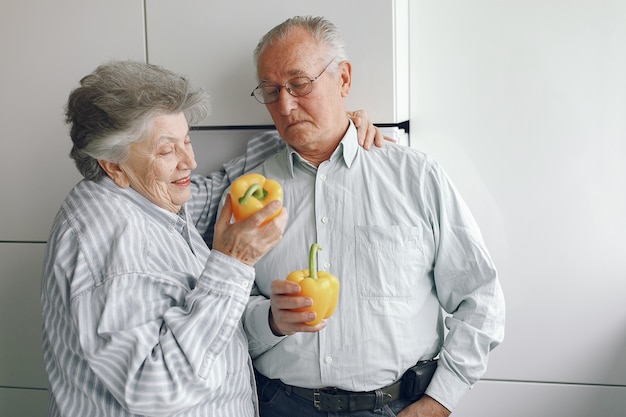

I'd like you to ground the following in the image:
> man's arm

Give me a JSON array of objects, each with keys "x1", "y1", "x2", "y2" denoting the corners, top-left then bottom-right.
[{"x1": 420, "y1": 159, "x2": 506, "y2": 411}]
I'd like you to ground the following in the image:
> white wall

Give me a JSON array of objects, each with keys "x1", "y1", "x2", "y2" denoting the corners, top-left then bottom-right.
[{"x1": 410, "y1": 1, "x2": 626, "y2": 415}]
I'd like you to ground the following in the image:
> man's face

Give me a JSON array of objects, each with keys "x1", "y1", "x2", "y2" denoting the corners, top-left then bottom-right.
[{"x1": 256, "y1": 27, "x2": 351, "y2": 154}]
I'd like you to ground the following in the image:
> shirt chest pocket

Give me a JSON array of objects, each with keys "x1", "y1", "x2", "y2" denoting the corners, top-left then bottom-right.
[{"x1": 355, "y1": 225, "x2": 427, "y2": 299}]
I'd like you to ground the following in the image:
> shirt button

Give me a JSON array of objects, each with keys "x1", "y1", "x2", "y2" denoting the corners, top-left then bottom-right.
[
  {"x1": 241, "y1": 281, "x2": 249, "y2": 288},
  {"x1": 325, "y1": 356, "x2": 333, "y2": 364},
  {"x1": 321, "y1": 216, "x2": 329, "y2": 224},
  {"x1": 323, "y1": 262, "x2": 331, "y2": 269},
  {"x1": 320, "y1": 174, "x2": 327, "y2": 181}
]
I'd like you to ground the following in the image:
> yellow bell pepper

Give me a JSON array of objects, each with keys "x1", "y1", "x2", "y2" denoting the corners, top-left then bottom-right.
[
  {"x1": 286, "y1": 243, "x2": 340, "y2": 326},
  {"x1": 230, "y1": 173, "x2": 283, "y2": 223}
]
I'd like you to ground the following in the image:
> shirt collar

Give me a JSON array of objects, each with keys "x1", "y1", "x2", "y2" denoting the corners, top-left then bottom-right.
[
  {"x1": 284, "y1": 120, "x2": 359, "y2": 177},
  {"x1": 340, "y1": 120, "x2": 359, "y2": 168}
]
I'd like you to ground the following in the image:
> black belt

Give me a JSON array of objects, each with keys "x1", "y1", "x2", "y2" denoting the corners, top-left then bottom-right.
[
  {"x1": 290, "y1": 379, "x2": 403, "y2": 412},
  {"x1": 258, "y1": 359, "x2": 437, "y2": 413}
]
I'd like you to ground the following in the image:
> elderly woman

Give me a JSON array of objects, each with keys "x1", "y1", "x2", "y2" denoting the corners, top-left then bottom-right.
[
  {"x1": 40, "y1": 60, "x2": 291, "y2": 417},
  {"x1": 41, "y1": 60, "x2": 382, "y2": 417}
]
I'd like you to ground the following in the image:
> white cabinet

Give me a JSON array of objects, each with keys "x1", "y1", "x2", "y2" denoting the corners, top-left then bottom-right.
[
  {"x1": 145, "y1": 0, "x2": 409, "y2": 126},
  {"x1": 0, "y1": 388, "x2": 48, "y2": 417},
  {"x1": 0, "y1": 243, "x2": 47, "y2": 388},
  {"x1": 0, "y1": 0, "x2": 146, "y2": 242},
  {"x1": 0, "y1": 2, "x2": 146, "y2": 415}
]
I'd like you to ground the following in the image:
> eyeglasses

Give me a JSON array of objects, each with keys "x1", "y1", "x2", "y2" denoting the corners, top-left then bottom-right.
[{"x1": 250, "y1": 58, "x2": 336, "y2": 104}]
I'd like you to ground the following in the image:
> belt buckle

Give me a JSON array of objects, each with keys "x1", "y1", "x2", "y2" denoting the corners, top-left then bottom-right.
[
  {"x1": 313, "y1": 389, "x2": 321, "y2": 410},
  {"x1": 314, "y1": 387, "x2": 341, "y2": 412}
]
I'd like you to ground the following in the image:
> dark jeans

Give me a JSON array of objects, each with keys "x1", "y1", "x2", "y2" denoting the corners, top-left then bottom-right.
[{"x1": 256, "y1": 372, "x2": 415, "y2": 417}]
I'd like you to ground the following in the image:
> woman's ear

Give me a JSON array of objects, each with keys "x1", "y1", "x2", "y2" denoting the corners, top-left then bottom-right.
[
  {"x1": 339, "y1": 61, "x2": 352, "y2": 97},
  {"x1": 98, "y1": 160, "x2": 130, "y2": 188}
]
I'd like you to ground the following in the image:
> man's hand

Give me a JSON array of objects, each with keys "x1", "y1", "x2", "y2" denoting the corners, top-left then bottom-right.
[
  {"x1": 348, "y1": 109, "x2": 397, "y2": 150},
  {"x1": 397, "y1": 395, "x2": 451, "y2": 417},
  {"x1": 268, "y1": 279, "x2": 327, "y2": 336},
  {"x1": 212, "y1": 197, "x2": 287, "y2": 266}
]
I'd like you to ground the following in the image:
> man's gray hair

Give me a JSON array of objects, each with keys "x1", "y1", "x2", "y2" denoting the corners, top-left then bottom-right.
[{"x1": 253, "y1": 16, "x2": 348, "y2": 68}]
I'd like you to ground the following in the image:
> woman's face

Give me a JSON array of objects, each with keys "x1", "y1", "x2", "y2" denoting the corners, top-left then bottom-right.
[{"x1": 118, "y1": 112, "x2": 197, "y2": 213}]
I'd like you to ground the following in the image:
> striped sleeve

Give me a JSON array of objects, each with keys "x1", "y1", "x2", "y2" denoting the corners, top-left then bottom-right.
[{"x1": 70, "y1": 254, "x2": 254, "y2": 415}]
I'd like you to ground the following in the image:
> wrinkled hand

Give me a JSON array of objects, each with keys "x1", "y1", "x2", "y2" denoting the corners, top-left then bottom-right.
[
  {"x1": 397, "y1": 395, "x2": 451, "y2": 417},
  {"x1": 213, "y1": 196, "x2": 287, "y2": 266},
  {"x1": 268, "y1": 279, "x2": 327, "y2": 336},
  {"x1": 348, "y1": 109, "x2": 397, "y2": 150}
]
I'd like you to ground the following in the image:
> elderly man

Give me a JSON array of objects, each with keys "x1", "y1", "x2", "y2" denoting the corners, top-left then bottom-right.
[{"x1": 241, "y1": 16, "x2": 506, "y2": 417}]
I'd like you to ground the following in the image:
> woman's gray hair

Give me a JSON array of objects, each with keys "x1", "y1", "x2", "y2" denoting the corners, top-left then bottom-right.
[
  {"x1": 253, "y1": 16, "x2": 348, "y2": 70},
  {"x1": 66, "y1": 60, "x2": 210, "y2": 181}
]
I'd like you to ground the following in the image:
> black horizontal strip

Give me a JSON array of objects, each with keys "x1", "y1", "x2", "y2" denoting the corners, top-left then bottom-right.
[
  {"x1": 0, "y1": 385, "x2": 48, "y2": 391},
  {"x1": 0, "y1": 240, "x2": 46, "y2": 244},
  {"x1": 376, "y1": 120, "x2": 410, "y2": 133},
  {"x1": 191, "y1": 125, "x2": 275, "y2": 131},
  {"x1": 191, "y1": 120, "x2": 410, "y2": 133},
  {"x1": 481, "y1": 378, "x2": 626, "y2": 388}
]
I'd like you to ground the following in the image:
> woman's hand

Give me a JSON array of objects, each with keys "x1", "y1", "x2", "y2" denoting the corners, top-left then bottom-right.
[
  {"x1": 212, "y1": 196, "x2": 288, "y2": 266},
  {"x1": 348, "y1": 109, "x2": 397, "y2": 150}
]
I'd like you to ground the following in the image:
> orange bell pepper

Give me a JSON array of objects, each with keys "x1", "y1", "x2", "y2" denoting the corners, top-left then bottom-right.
[
  {"x1": 230, "y1": 173, "x2": 283, "y2": 223},
  {"x1": 286, "y1": 243, "x2": 340, "y2": 326}
]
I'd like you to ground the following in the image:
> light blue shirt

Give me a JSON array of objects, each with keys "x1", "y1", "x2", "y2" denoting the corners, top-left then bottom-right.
[
  {"x1": 41, "y1": 135, "x2": 284, "y2": 417},
  {"x1": 243, "y1": 122, "x2": 505, "y2": 411}
]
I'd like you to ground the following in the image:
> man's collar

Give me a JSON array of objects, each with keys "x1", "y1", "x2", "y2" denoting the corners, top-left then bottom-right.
[
  {"x1": 285, "y1": 119, "x2": 359, "y2": 177},
  {"x1": 340, "y1": 120, "x2": 359, "y2": 168}
]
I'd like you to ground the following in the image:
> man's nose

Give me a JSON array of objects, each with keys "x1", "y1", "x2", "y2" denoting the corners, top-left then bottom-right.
[{"x1": 277, "y1": 87, "x2": 298, "y2": 115}]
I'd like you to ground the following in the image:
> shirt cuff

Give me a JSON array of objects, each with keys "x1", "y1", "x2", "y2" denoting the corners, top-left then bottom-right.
[
  {"x1": 248, "y1": 300, "x2": 285, "y2": 352},
  {"x1": 424, "y1": 366, "x2": 471, "y2": 411},
  {"x1": 196, "y1": 249, "x2": 255, "y2": 296}
]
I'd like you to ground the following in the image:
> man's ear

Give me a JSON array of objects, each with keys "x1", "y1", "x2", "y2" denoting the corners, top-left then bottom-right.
[
  {"x1": 339, "y1": 61, "x2": 352, "y2": 97},
  {"x1": 98, "y1": 160, "x2": 130, "y2": 188}
]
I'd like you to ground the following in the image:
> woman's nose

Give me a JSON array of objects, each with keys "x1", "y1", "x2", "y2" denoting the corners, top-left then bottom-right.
[{"x1": 179, "y1": 146, "x2": 197, "y2": 170}]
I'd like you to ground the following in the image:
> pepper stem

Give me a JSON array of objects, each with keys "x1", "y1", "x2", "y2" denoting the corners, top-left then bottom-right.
[
  {"x1": 309, "y1": 243, "x2": 322, "y2": 281},
  {"x1": 239, "y1": 183, "x2": 268, "y2": 205}
]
